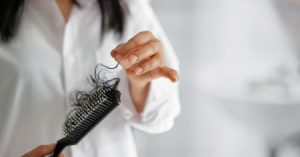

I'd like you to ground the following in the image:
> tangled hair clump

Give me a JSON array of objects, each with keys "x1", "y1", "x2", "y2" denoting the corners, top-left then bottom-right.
[{"x1": 63, "y1": 63, "x2": 121, "y2": 135}]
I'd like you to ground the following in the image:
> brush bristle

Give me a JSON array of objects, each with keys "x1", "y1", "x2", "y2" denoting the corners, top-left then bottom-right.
[
  {"x1": 63, "y1": 80, "x2": 120, "y2": 140},
  {"x1": 52, "y1": 64, "x2": 121, "y2": 157},
  {"x1": 64, "y1": 86, "x2": 112, "y2": 135},
  {"x1": 62, "y1": 64, "x2": 121, "y2": 137}
]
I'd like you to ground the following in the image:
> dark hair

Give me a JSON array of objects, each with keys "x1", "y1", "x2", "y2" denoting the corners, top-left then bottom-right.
[{"x1": 0, "y1": 0, "x2": 128, "y2": 42}]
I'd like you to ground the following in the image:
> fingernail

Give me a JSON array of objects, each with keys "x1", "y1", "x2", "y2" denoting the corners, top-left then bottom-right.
[
  {"x1": 172, "y1": 74, "x2": 179, "y2": 82},
  {"x1": 153, "y1": 60, "x2": 160, "y2": 67},
  {"x1": 115, "y1": 54, "x2": 122, "y2": 61},
  {"x1": 129, "y1": 55, "x2": 138, "y2": 64},
  {"x1": 135, "y1": 67, "x2": 143, "y2": 75},
  {"x1": 172, "y1": 76, "x2": 178, "y2": 82}
]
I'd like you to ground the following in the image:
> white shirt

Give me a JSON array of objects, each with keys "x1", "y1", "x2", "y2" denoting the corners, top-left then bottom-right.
[{"x1": 0, "y1": 0, "x2": 180, "y2": 156}]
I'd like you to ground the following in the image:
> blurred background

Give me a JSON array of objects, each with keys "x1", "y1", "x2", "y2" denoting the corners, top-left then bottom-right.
[{"x1": 135, "y1": 0, "x2": 300, "y2": 157}]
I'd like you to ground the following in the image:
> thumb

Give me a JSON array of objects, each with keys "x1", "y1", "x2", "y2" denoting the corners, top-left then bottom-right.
[
  {"x1": 150, "y1": 66, "x2": 179, "y2": 82},
  {"x1": 31, "y1": 144, "x2": 56, "y2": 156},
  {"x1": 59, "y1": 152, "x2": 65, "y2": 157}
]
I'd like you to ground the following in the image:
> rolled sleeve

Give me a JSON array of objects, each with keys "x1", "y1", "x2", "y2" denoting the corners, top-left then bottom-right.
[{"x1": 117, "y1": 69, "x2": 180, "y2": 134}]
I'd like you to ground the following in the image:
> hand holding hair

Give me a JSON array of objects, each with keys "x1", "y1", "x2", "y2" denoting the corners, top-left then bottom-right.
[
  {"x1": 111, "y1": 31, "x2": 179, "y2": 113},
  {"x1": 111, "y1": 31, "x2": 179, "y2": 85}
]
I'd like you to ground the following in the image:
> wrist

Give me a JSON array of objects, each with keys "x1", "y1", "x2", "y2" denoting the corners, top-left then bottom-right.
[
  {"x1": 128, "y1": 78, "x2": 150, "y2": 88},
  {"x1": 128, "y1": 79, "x2": 151, "y2": 113}
]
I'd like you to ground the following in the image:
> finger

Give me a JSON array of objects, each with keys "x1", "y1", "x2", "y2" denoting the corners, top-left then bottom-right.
[
  {"x1": 133, "y1": 54, "x2": 162, "y2": 75},
  {"x1": 127, "y1": 66, "x2": 179, "y2": 83},
  {"x1": 120, "y1": 39, "x2": 161, "y2": 69},
  {"x1": 116, "y1": 31, "x2": 154, "y2": 59},
  {"x1": 118, "y1": 47, "x2": 140, "y2": 69},
  {"x1": 59, "y1": 153, "x2": 65, "y2": 157},
  {"x1": 114, "y1": 43, "x2": 125, "y2": 50},
  {"x1": 31, "y1": 144, "x2": 56, "y2": 156},
  {"x1": 148, "y1": 67, "x2": 179, "y2": 82},
  {"x1": 111, "y1": 43, "x2": 125, "y2": 61}
]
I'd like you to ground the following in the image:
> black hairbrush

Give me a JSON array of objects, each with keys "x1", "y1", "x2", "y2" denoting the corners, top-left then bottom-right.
[{"x1": 51, "y1": 64, "x2": 121, "y2": 157}]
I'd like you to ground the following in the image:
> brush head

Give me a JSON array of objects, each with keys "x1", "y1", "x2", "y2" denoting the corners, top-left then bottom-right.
[
  {"x1": 63, "y1": 79, "x2": 120, "y2": 143},
  {"x1": 52, "y1": 64, "x2": 121, "y2": 157}
]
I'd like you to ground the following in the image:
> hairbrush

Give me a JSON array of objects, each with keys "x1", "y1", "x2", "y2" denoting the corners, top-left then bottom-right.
[{"x1": 51, "y1": 63, "x2": 121, "y2": 157}]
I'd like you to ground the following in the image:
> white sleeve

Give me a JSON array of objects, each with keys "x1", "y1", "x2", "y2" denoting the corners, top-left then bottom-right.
[{"x1": 116, "y1": 0, "x2": 181, "y2": 134}]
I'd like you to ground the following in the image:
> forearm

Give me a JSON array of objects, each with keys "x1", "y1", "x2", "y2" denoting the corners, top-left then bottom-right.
[{"x1": 129, "y1": 80, "x2": 150, "y2": 113}]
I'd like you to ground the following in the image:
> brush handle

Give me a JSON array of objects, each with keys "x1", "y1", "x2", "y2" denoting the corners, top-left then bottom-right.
[{"x1": 50, "y1": 138, "x2": 71, "y2": 157}]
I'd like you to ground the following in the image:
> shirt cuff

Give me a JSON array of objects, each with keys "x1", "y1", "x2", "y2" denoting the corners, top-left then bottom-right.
[{"x1": 117, "y1": 70, "x2": 180, "y2": 133}]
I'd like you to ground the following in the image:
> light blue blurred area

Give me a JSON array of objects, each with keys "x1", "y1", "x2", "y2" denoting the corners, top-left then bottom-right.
[{"x1": 135, "y1": 0, "x2": 300, "y2": 157}]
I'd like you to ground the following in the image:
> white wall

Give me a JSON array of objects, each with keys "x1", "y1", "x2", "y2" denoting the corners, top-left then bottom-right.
[{"x1": 136, "y1": 0, "x2": 300, "y2": 157}]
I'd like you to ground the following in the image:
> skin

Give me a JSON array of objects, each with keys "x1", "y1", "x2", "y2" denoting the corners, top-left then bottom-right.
[
  {"x1": 55, "y1": 0, "x2": 73, "y2": 22},
  {"x1": 24, "y1": 0, "x2": 179, "y2": 156},
  {"x1": 111, "y1": 32, "x2": 179, "y2": 112},
  {"x1": 22, "y1": 144, "x2": 64, "y2": 157}
]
